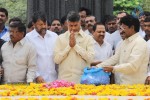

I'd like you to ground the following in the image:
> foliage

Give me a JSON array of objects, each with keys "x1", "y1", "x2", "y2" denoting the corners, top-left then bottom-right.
[
  {"x1": 0, "y1": 0, "x2": 27, "y2": 24},
  {"x1": 113, "y1": 0, "x2": 143, "y2": 15}
]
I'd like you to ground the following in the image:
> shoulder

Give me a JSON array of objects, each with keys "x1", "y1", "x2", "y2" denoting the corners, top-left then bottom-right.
[{"x1": 47, "y1": 30, "x2": 58, "y2": 38}]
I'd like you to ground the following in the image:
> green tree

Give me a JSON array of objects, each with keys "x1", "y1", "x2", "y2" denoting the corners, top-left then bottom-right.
[
  {"x1": 0, "y1": 0, "x2": 27, "y2": 24},
  {"x1": 113, "y1": 0, "x2": 143, "y2": 15}
]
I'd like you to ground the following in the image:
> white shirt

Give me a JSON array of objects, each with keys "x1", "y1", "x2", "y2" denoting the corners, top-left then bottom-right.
[
  {"x1": 147, "y1": 40, "x2": 150, "y2": 76},
  {"x1": 104, "y1": 32, "x2": 113, "y2": 48},
  {"x1": 139, "y1": 27, "x2": 145, "y2": 38},
  {"x1": 94, "y1": 40, "x2": 113, "y2": 61},
  {"x1": 26, "y1": 29, "x2": 58, "y2": 82},
  {"x1": 84, "y1": 29, "x2": 92, "y2": 35},
  {"x1": 110, "y1": 30, "x2": 122, "y2": 50}
]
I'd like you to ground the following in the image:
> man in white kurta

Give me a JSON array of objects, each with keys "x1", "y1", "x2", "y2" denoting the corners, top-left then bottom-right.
[
  {"x1": 26, "y1": 29, "x2": 58, "y2": 82},
  {"x1": 26, "y1": 12, "x2": 58, "y2": 83}
]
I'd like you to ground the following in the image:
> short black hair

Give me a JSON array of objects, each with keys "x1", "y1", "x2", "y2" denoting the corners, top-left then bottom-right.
[
  {"x1": 27, "y1": 20, "x2": 33, "y2": 28},
  {"x1": 9, "y1": 17, "x2": 22, "y2": 25},
  {"x1": 78, "y1": 7, "x2": 91, "y2": 16},
  {"x1": 0, "y1": 7, "x2": 8, "y2": 17},
  {"x1": 50, "y1": 18, "x2": 61, "y2": 25},
  {"x1": 61, "y1": 15, "x2": 67, "y2": 25},
  {"x1": 144, "y1": 16, "x2": 150, "y2": 22},
  {"x1": 120, "y1": 15, "x2": 140, "y2": 32},
  {"x1": 32, "y1": 11, "x2": 47, "y2": 23},
  {"x1": 105, "y1": 15, "x2": 117, "y2": 24},
  {"x1": 93, "y1": 22, "x2": 104, "y2": 32},
  {"x1": 9, "y1": 22, "x2": 26, "y2": 37},
  {"x1": 67, "y1": 11, "x2": 80, "y2": 22}
]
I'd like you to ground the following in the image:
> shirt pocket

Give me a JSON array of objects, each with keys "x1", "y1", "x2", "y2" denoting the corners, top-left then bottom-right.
[{"x1": 15, "y1": 56, "x2": 27, "y2": 65}]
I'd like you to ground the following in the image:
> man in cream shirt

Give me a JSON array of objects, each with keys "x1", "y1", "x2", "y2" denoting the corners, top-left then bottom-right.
[
  {"x1": 54, "y1": 11, "x2": 95, "y2": 83},
  {"x1": 97, "y1": 15, "x2": 149, "y2": 84}
]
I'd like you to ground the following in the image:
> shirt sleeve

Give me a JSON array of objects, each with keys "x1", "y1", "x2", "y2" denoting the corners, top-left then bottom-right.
[
  {"x1": 54, "y1": 37, "x2": 71, "y2": 64},
  {"x1": 113, "y1": 43, "x2": 149, "y2": 74},
  {"x1": 96, "y1": 45, "x2": 120, "y2": 68},
  {"x1": 26, "y1": 46, "x2": 37, "y2": 83},
  {"x1": 73, "y1": 36, "x2": 95, "y2": 63}
]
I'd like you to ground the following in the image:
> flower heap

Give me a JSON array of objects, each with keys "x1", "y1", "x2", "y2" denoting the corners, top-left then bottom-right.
[{"x1": 0, "y1": 80, "x2": 150, "y2": 100}]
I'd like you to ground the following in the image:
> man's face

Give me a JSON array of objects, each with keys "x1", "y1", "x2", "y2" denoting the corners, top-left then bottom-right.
[
  {"x1": 93, "y1": 25, "x2": 105, "y2": 43},
  {"x1": 0, "y1": 12, "x2": 8, "y2": 25},
  {"x1": 9, "y1": 27, "x2": 24, "y2": 44},
  {"x1": 34, "y1": 19, "x2": 47, "y2": 35},
  {"x1": 79, "y1": 11, "x2": 86, "y2": 26},
  {"x1": 120, "y1": 24, "x2": 134, "y2": 39},
  {"x1": 139, "y1": 15, "x2": 146, "y2": 26},
  {"x1": 68, "y1": 21, "x2": 81, "y2": 33},
  {"x1": 118, "y1": 25, "x2": 126, "y2": 40},
  {"x1": 117, "y1": 13, "x2": 126, "y2": 24},
  {"x1": 107, "y1": 20, "x2": 117, "y2": 33},
  {"x1": 50, "y1": 20, "x2": 62, "y2": 34},
  {"x1": 85, "y1": 16, "x2": 96, "y2": 29},
  {"x1": 144, "y1": 21, "x2": 150, "y2": 36}
]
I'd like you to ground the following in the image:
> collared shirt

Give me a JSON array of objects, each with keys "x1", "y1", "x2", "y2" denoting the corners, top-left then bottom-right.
[
  {"x1": 147, "y1": 40, "x2": 150, "y2": 76},
  {"x1": 110, "y1": 30, "x2": 122, "y2": 50},
  {"x1": 0, "y1": 26, "x2": 10, "y2": 41},
  {"x1": 97, "y1": 33, "x2": 149, "y2": 84},
  {"x1": 94, "y1": 40, "x2": 113, "y2": 61},
  {"x1": 26, "y1": 29, "x2": 58, "y2": 82},
  {"x1": 1, "y1": 38, "x2": 37, "y2": 83},
  {"x1": 54, "y1": 29, "x2": 95, "y2": 83},
  {"x1": 139, "y1": 27, "x2": 145, "y2": 38}
]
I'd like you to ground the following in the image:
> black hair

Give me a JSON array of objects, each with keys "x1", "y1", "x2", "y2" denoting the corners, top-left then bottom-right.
[
  {"x1": 67, "y1": 11, "x2": 80, "y2": 22},
  {"x1": 9, "y1": 22, "x2": 26, "y2": 37},
  {"x1": 144, "y1": 16, "x2": 150, "y2": 22},
  {"x1": 9, "y1": 17, "x2": 22, "y2": 24},
  {"x1": 61, "y1": 15, "x2": 67, "y2": 25},
  {"x1": 93, "y1": 22, "x2": 104, "y2": 32},
  {"x1": 32, "y1": 11, "x2": 47, "y2": 23},
  {"x1": 120, "y1": 15, "x2": 140, "y2": 32},
  {"x1": 50, "y1": 18, "x2": 61, "y2": 25},
  {"x1": 27, "y1": 20, "x2": 33, "y2": 28},
  {"x1": 0, "y1": 7, "x2": 8, "y2": 17},
  {"x1": 78, "y1": 7, "x2": 91, "y2": 16},
  {"x1": 105, "y1": 15, "x2": 117, "y2": 24}
]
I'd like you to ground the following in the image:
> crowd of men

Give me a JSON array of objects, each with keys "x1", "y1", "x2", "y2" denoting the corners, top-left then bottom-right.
[{"x1": 0, "y1": 7, "x2": 150, "y2": 85}]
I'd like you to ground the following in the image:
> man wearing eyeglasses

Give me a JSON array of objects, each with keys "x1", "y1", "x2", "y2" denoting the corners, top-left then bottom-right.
[{"x1": 97, "y1": 15, "x2": 149, "y2": 84}]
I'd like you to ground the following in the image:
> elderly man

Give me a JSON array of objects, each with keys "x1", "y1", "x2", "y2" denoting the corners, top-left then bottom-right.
[
  {"x1": 1, "y1": 22, "x2": 37, "y2": 84},
  {"x1": 97, "y1": 15, "x2": 149, "y2": 84},
  {"x1": 54, "y1": 11, "x2": 95, "y2": 83}
]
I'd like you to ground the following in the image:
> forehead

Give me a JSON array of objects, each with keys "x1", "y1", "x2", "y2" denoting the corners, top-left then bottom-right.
[
  {"x1": 0, "y1": 12, "x2": 6, "y2": 16},
  {"x1": 68, "y1": 21, "x2": 80, "y2": 25},
  {"x1": 107, "y1": 20, "x2": 116, "y2": 23},
  {"x1": 79, "y1": 11, "x2": 86, "y2": 15},
  {"x1": 52, "y1": 20, "x2": 60, "y2": 24},
  {"x1": 35, "y1": 19, "x2": 46, "y2": 24},
  {"x1": 117, "y1": 13, "x2": 126, "y2": 18},
  {"x1": 144, "y1": 21, "x2": 150, "y2": 24},
  {"x1": 96, "y1": 25, "x2": 105, "y2": 30},
  {"x1": 85, "y1": 16, "x2": 95, "y2": 20},
  {"x1": 9, "y1": 27, "x2": 18, "y2": 31}
]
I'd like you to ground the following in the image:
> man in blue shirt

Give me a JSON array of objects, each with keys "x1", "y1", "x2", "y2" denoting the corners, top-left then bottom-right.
[{"x1": 0, "y1": 8, "x2": 9, "y2": 41}]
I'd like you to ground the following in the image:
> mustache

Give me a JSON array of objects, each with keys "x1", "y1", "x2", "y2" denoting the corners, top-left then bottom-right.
[{"x1": 87, "y1": 24, "x2": 93, "y2": 27}]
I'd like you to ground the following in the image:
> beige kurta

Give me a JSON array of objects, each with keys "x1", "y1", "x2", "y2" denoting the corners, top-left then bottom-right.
[
  {"x1": 54, "y1": 30, "x2": 95, "y2": 83},
  {"x1": 97, "y1": 33, "x2": 149, "y2": 84}
]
